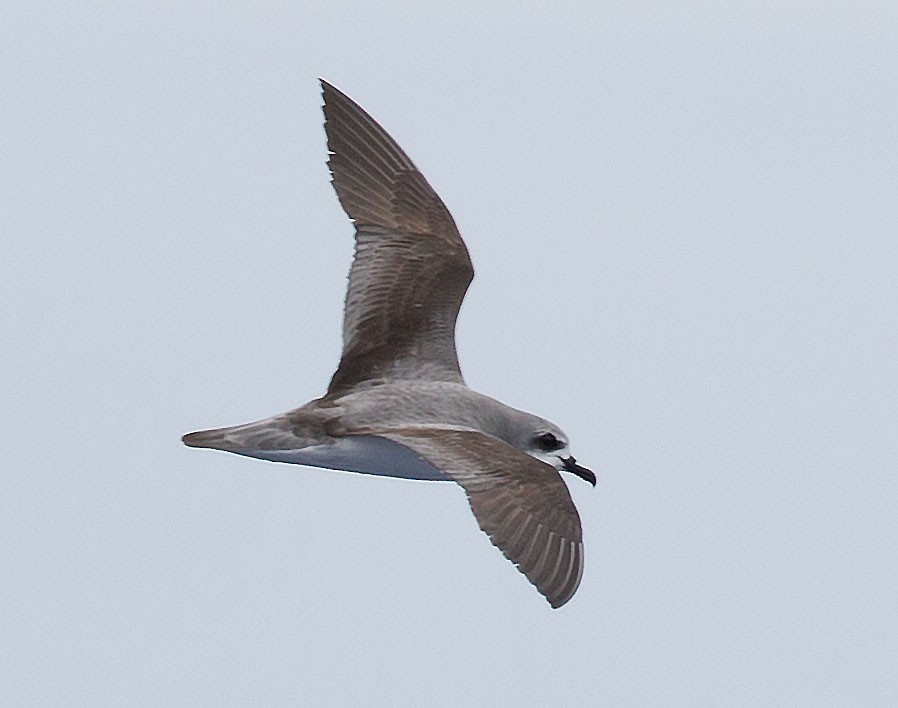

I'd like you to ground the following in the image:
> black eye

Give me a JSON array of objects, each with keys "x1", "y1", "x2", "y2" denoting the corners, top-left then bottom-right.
[{"x1": 535, "y1": 432, "x2": 563, "y2": 452}]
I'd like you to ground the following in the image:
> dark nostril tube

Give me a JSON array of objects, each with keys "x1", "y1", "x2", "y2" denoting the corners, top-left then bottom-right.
[{"x1": 562, "y1": 456, "x2": 596, "y2": 486}]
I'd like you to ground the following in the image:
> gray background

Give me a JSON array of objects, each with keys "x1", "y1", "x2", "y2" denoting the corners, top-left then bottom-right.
[{"x1": 3, "y1": 2, "x2": 897, "y2": 706}]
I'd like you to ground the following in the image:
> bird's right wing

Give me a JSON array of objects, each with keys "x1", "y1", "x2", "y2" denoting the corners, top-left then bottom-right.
[{"x1": 321, "y1": 81, "x2": 474, "y2": 395}]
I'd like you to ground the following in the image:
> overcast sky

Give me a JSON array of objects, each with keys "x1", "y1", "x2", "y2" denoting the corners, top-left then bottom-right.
[{"x1": 3, "y1": 2, "x2": 897, "y2": 706}]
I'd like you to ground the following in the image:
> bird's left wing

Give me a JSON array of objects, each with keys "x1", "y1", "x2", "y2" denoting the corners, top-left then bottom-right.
[{"x1": 363, "y1": 426, "x2": 585, "y2": 608}]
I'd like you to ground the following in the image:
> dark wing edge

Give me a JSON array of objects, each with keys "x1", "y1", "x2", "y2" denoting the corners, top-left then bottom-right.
[
  {"x1": 371, "y1": 427, "x2": 585, "y2": 608},
  {"x1": 321, "y1": 79, "x2": 415, "y2": 228}
]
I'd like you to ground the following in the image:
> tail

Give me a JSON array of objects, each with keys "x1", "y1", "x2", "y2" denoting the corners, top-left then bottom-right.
[
  {"x1": 182, "y1": 428, "x2": 230, "y2": 449},
  {"x1": 181, "y1": 414, "x2": 314, "y2": 455}
]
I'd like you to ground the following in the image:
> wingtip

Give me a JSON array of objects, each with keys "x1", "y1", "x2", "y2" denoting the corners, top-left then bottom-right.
[
  {"x1": 319, "y1": 78, "x2": 344, "y2": 102},
  {"x1": 546, "y1": 586, "x2": 576, "y2": 609}
]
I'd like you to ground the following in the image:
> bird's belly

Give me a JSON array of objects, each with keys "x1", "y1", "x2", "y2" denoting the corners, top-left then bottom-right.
[{"x1": 235, "y1": 434, "x2": 451, "y2": 482}]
